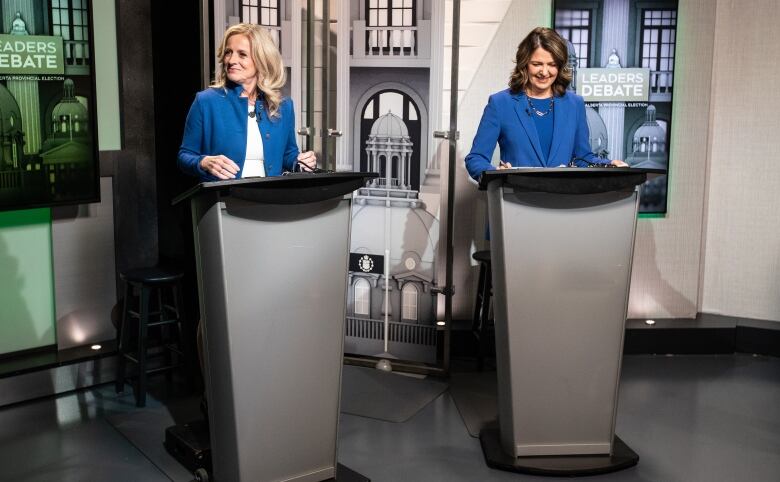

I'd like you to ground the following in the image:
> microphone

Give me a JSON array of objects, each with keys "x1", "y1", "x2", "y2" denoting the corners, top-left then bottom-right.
[{"x1": 568, "y1": 157, "x2": 618, "y2": 168}]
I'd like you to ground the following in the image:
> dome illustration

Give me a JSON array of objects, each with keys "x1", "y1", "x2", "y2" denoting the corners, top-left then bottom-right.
[
  {"x1": 585, "y1": 106, "x2": 609, "y2": 156},
  {"x1": 51, "y1": 79, "x2": 89, "y2": 131},
  {"x1": 370, "y1": 111, "x2": 409, "y2": 138},
  {"x1": 627, "y1": 105, "x2": 667, "y2": 169}
]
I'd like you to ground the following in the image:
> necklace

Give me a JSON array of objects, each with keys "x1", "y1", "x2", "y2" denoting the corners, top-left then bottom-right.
[
  {"x1": 245, "y1": 92, "x2": 258, "y2": 118},
  {"x1": 527, "y1": 96, "x2": 554, "y2": 117}
]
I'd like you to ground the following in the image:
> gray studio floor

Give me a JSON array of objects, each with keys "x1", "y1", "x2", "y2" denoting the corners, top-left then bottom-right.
[{"x1": 1, "y1": 354, "x2": 779, "y2": 482}]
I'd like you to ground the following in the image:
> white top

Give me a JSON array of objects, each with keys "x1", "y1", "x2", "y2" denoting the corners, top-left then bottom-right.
[{"x1": 241, "y1": 104, "x2": 265, "y2": 178}]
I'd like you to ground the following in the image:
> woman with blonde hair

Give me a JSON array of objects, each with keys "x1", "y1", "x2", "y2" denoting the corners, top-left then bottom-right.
[{"x1": 178, "y1": 23, "x2": 316, "y2": 180}]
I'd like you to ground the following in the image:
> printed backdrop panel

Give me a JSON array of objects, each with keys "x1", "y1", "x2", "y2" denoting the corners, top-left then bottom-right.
[
  {"x1": 0, "y1": 0, "x2": 98, "y2": 212},
  {"x1": 555, "y1": 0, "x2": 677, "y2": 213}
]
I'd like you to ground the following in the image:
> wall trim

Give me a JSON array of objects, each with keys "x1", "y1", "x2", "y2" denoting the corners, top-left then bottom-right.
[{"x1": 451, "y1": 313, "x2": 780, "y2": 359}]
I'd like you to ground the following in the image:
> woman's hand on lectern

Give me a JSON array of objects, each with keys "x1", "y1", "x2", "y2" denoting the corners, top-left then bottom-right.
[
  {"x1": 498, "y1": 160, "x2": 513, "y2": 170},
  {"x1": 297, "y1": 151, "x2": 317, "y2": 172},
  {"x1": 610, "y1": 159, "x2": 628, "y2": 167},
  {"x1": 201, "y1": 155, "x2": 239, "y2": 179}
]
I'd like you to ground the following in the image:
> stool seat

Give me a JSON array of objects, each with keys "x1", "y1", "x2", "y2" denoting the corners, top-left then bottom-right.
[
  {"x1": 120, "y1": 267, "x2": 184, "y2": 285},
  {"x1": 472, "y1": 250, "x2": 491, "y2": 263}
]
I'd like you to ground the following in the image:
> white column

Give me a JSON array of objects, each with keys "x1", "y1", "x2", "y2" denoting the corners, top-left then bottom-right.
[
  {"x1": 335, "y1": 0, "x2": 352, "y2": 171},
  {"x1": 399, "y1": 152, "x2": 405, "y2": 188},
  {"x1": 2, "y1": 0, "x2": 35, "y2": 33},
  {"x1": 597, "y1": 0, "x2": 630, "y2": 161},
  {"x1": 291, "y1": 0, "x2": 303, "y2": 138},
  {"x1": 8, "y1": 81, "x2": 40, "y2": 155},
  {"x1": 4, "y1": 0, "x2": 40, "y2": 155},
  {"x1": 385, "y1": 150, "x2": 391, "y2": 186},
  {"x1": 426, "y1": 0, "x2": 445, "y2": 173}
]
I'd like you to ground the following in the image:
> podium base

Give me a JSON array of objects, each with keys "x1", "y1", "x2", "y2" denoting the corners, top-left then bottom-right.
[
  {"x1": 164, "y1": 421, "x2": 370, "y2": 481},
  {"x1": 479, "y1": 428, "x2": 638, "y2": 476}
]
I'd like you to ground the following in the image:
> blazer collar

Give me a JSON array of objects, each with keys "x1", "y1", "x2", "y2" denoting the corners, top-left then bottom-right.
[
  {"x1": 226, "y1": 81, "x2": 269, "y2": 122},
  {"x1": 226, "y1": 81, "x2": 265, "y2": 100},
  {"x1": 511, "y1": 91, "x2": 545, "y2": 165}
]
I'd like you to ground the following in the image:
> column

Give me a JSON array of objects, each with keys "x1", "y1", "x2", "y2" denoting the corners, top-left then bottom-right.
[{"x1": 598, "y1": 0, "x2": 629, "y2": 161}]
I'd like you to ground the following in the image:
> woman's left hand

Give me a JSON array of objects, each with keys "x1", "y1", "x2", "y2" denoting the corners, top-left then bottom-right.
[
  {"x1": 611, "y1": 159, "x2": 628, "y2": 167},
  {"x1": 297, "y1": 151, "x2": 317, "y2": 171}
]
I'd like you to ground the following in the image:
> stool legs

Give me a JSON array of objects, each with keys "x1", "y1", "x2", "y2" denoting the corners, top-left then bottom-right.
[
  {"x1": 171, "y1": 283, "x2": 189, "y2": 386},
  {"x1": 472, "y1": 262, "x2": 487, "y2": 333},
  {"x1": 115, "y1": 283, "x2": 131, "y2": 394},
  {"x1": 136, "y1": 286, "x2": 151, "y2": 407},
  {"x1": 477, "y1": 262, "x2": 492, "y2": 371},
  {"x1": 472, "y1": 257, "x2": 493, "y2": 371},
  {"x1": 115, "y1": 271, "x2": 186, "y2": 408}
]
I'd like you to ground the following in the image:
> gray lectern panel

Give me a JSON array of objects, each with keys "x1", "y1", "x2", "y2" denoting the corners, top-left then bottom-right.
[
  {"x1": 193, "y1": 195, "x2": 351, "y2": 482},
  {"x1": 488, "y1": 184, "x2": 639, "y2": 458}
]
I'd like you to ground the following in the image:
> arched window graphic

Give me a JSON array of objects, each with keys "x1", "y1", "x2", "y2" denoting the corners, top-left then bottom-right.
[
  {"x1": 401, "y1": 283, "x2": 418, "y2": 321},
  {"x1": 354, "y1": 278, "x2": 371, "y2": 317},
  {"x1": 360, "y1": 89, "x2": 421, "y2": 190}
]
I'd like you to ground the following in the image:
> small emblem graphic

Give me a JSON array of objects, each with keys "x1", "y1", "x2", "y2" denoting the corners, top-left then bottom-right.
[
  {"x1": 358, "y1": 255, "x2": 374, "y2": 273},
  {"x1": 350, "y1": 253, "x2": 383, "y2": 274}
]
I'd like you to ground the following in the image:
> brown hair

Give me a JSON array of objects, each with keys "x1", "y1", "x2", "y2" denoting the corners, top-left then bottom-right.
[
  {"x1": 508, "y1": 27, "x2": 572, "y2": 97},
  {"x1": 212, "y1": 23, "x2": 286, "y2": 117}
]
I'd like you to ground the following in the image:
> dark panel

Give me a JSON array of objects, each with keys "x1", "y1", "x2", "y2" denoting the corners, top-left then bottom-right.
[
  {"x1": 151, "y1": 0, "x2": 204, "y2": 387},
  {"x1": 736, "y1": 326, "x2": 780, "y2": 357},
  {"x1": 112, "y1": 0, "x2": 159, "y2": 276},
  {"x1": 623, "y1": 327, "x2": 735, "y2": 355}
]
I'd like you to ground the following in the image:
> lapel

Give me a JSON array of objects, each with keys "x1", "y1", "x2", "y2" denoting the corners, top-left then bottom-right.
[
  {"x1": 511, "y1": 91, "x2": 544, "y2": 165},
  {"x1": 255, "y1": 96, "x2": 270, "y2": 158},
  {"x1": 227, "y1": 82, "x2": 249, "y2": 171},
  {"x1": 548, "y1": 94, "x2": 566, "y2": 164},
  {"x1": 255, "y1": 96, "x2": 271, "y2": 141}
]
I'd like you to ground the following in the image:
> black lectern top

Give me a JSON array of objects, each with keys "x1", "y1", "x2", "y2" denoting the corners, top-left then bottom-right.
[
  {"x1": 477, "y1": 167, "x2": 666, "y2": 194},
  {"x1": 172, "y1": 172, "x2": 379, "y2": 206}
]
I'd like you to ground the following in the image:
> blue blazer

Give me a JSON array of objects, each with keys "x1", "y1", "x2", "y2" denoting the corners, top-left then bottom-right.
[
  {"x1": 464, "y1": 89, "x2": 607, "y2": 180},
  {"x1": 178, "y1": 82, "x2": 300, "y2": 181}
]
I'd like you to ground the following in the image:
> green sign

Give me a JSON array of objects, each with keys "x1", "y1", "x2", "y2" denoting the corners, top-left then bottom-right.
[
  {"x1": 0, "y1": 34, "x2": 64, "y2": 75},
  {"x1": 576, "y1": 68, "x2": 650, "y2": 102}
]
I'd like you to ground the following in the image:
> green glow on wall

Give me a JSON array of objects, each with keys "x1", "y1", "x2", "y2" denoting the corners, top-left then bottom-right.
[{"x1": 0, "y1": 208, "x2": 56, "y2": 355}]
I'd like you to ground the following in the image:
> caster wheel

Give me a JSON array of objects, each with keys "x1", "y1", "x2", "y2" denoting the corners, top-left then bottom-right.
[{"x1": 194, "y1": 468, "x2": 210, "y2": 482}]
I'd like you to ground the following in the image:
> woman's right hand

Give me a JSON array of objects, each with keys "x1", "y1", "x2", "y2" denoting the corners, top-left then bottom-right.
[
  {"x1": 498, "y1": 160, "x2": 513, "y2": 170},
  {"x1": 200, "y1": 155, "x2": 239, "y2": 179}
]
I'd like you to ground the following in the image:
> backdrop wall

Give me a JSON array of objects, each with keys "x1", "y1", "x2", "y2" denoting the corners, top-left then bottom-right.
[
  {"x1": 700, "y1": 0, "x2": 780, "y2": 322},
  {"x1": 450, "y1": 0, "x2": 779, "y2": 324}
]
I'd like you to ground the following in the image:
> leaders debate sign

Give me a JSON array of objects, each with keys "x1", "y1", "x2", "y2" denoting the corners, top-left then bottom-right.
[
  {"x1": 576, "y1": 68, "x2": 650, "y2": 103},
  {"x1": 0, "y1": 34, "x2": 64, "y2": 75}
]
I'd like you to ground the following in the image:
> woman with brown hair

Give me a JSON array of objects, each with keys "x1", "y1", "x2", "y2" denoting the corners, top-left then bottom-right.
[{"x1": 464, "y1": 27, "x2": 625, "y2": 180}]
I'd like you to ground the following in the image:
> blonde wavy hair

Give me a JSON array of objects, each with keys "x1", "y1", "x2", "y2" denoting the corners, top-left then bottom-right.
[
  {"x1": 508, "y1": 27, "x2": 572, "y2": 97},
  {"x1": 212, "y1": 23, "x2": 286, "y2": 118}
]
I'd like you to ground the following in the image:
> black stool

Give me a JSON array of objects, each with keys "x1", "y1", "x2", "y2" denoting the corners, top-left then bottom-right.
[
  {"x1": 471, "y1": 250, "x2": 493, "y2": 370},
  {"x1": 115, "y1": 266, "x2": 185, "y2": 407}
]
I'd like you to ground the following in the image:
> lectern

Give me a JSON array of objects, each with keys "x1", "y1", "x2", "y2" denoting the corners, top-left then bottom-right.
[
  {"x1": 477, "y1": 167, "x2": 663, "y2": 476},
  {"x1": 173, "y1": 172, "x2": 376, "y2": 482}
]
